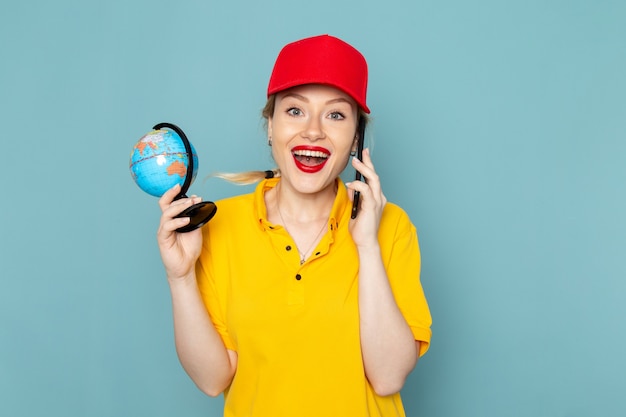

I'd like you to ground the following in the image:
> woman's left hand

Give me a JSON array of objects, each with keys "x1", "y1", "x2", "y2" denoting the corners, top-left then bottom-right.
[{"x1": 346, "y1": 148, "x2": 387, "y2": 248}]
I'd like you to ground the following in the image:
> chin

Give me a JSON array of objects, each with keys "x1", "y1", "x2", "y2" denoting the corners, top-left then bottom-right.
[{"x1": 287, "y1": 173, "x2": 334, "y2": 194}]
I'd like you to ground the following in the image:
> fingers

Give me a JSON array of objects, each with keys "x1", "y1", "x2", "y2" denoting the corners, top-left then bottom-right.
[
  {"x1": 158, "y1": 184, "x2": 203, "y2": 237},
  {"x1": 347, "y1": 181, "x2": 387, "y2": 214},
  {"x1": 346, "y1": 152, "x2": 387, "y2": 225},
  {"x1": 158, "y1": 183, "x2": 182, "y2": 211},
  {"x1": 158, "y1": 214, "x2": 191, "y2": 238},
  {"x1": 346, "y1": 149, "x2": 387, "y2": 245},
  {"x1": 350, "y1": 149, "x2": 384, "y2": 201},
  {"x1": 159, "y1": 184, "x2": 202, "y2": 215},
  {"x1": 352, "y1": 149, "x2": 377, "y2": 182}
]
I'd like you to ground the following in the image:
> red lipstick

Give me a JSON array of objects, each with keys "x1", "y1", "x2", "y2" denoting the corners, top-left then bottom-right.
[{"x1": 291, "y1": 145, "x2": 330, "y2": 174}]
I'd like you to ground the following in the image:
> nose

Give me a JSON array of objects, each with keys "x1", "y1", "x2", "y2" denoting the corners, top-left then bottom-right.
[{"x1": 301, "y1": 115, "x2": 326, "y2": 141}]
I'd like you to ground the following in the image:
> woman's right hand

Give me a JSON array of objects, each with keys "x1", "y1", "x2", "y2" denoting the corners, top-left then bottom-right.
[{"x1": 157, "y1": 184, "x2": 204, "y2": 282}]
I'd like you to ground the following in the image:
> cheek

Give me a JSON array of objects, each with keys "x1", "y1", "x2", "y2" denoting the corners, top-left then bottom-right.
[
  {"x1": 333, "y1": 128, "x2": 358, "y2": 152},
  {"x1": 333, "y1": 143, "x2": 353, "y2": 168},
  {"x1": 271, "y1": 120, "x2": 300, "y2": 141},
  {"x1": 270, "y1": 144, "x2": 283, "y2": 159},
  {"x1": 269, "y1": 138, "x2": 292, "y2": 165},
  {"x1": 333, "y1": 152, "x2": 352, "y2": 175}
]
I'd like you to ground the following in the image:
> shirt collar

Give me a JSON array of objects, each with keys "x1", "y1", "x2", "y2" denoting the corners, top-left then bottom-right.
[{"x1": 254, "y1": 178, "x2": 352, "y2": 234}]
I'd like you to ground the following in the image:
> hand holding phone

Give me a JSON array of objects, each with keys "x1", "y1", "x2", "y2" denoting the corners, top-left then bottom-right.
[{"x1": 351, "y1": 116, "x2": 366, "y2": 219}]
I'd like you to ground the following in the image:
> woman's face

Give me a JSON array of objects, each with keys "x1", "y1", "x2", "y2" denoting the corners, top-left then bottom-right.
[{"x1": 268, "y1": 84, "x2": 359, "y2": 195}]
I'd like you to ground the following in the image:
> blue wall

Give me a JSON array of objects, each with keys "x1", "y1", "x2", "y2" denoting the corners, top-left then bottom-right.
[{"x1": 1, "y1": 1, "x2": 625, "y2": 416}]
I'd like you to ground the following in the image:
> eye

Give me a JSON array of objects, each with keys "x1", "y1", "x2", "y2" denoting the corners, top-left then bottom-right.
[
  {"x1": 329, "y1": 111, "x2": 345, "y2": 120},
  {"x1": 287, "y1": 107, "x2": 303, "y2": 117}
]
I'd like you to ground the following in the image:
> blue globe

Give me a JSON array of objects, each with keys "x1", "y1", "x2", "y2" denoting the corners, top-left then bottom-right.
[{"x1": 129, "y1": 129, "x2": 199, "y2": 197}]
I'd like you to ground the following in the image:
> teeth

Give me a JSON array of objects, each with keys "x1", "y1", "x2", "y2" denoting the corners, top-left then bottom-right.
[{"x1": 293, "y1": 149, "x2": 329, "y2": 158}]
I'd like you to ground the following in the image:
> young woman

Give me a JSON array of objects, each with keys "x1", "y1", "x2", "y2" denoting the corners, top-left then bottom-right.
[{"x1": 157, "y1": 34, "x2": 432, "y2": 417}]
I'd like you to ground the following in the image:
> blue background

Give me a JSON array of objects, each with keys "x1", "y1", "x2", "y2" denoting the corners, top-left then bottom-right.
[{"x1": 1, "y1": 1, "x2": 625, "y2": 416}]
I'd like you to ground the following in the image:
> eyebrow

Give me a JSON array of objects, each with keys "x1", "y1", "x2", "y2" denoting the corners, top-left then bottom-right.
[{"x1": 282, "y1": 92, "x2": 354, "y2": 106}]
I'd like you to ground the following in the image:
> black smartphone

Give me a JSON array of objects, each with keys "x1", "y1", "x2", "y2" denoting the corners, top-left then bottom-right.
[{"x1": 351, "y1": 116, "x2": 366, "y2": 219}]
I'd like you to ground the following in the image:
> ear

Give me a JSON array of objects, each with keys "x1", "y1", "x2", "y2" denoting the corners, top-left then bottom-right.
[
  {"x1": 267, "y1": 117, "x2": 273, "y2": 138},
  {"x1": 351, "y1": 133, "x2": 359, "y2": 154}
]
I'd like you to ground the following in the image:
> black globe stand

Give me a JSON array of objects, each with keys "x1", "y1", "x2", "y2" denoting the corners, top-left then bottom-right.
[{"x1": 153, "y1": 122, "x2": 217, "y2": 233}]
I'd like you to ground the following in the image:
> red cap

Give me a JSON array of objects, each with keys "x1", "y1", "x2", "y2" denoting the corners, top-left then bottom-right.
[{"x1": 267, "y1": 34, "x2": 370, "y2": 113}]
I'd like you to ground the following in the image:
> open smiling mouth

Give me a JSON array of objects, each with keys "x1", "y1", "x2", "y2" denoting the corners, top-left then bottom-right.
[{"x1": 292, "y1": 148, "x2": 330, "y2": 173}]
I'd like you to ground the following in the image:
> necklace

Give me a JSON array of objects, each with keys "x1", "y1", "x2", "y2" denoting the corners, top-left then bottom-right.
[{"x1": 276, "y1": 197, "x2": 328, "y2": 265}]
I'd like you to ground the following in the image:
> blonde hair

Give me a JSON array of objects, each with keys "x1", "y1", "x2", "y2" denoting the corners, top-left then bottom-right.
[
  {"x1": 212, "y1": 168, "x2": 280, "y2": 185},
  {"x1": 214, "y1": 94, "x2": 368, "y2": 185}
]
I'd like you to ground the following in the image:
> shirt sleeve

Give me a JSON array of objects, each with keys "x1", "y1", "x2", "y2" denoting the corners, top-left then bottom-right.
[
  {"x1": 196, "y1": 227, "x2": 237, "y2": 352},
  {"x1": 379, "y1": 204, "x2": 432, "y2": 357}
]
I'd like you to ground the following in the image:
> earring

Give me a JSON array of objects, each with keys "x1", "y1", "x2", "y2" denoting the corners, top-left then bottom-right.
[
  {"x1": 268, "y1": 137, "x2": 272, "y2": 146},
  {"x1": 350, "y1": 135, "x2": 358, "y2": 156}
]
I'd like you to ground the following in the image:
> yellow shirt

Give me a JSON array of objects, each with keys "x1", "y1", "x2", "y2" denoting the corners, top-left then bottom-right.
[{"x1": 196, "y1": 178, "x2": 431, "y2": 417}]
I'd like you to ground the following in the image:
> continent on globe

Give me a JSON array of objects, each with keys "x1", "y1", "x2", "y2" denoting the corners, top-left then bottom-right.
[
  {"x1": 129, "y1": 129, "x2": 199, "y2": 197},
  {"x1": 167, "y1": 160, "x2": 187, "y2": 178}
]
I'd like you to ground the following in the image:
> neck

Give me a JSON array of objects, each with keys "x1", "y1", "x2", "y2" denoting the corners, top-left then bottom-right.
[
  {"x1": 269, "y1": 179, "x2": 337, "y2": 223},
  {"x1": 268, "y1": 179, "x2": 335, "y2": 265}
]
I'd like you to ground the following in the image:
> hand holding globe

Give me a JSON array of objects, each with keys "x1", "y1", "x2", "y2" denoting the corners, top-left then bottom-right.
[{"x1": 129, "y1": 123, "x2": 216, "y2": 232}]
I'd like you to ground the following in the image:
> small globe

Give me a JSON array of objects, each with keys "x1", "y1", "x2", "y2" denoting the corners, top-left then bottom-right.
[{"x1": 129, "y1": 129, "x2": 199, "y2": 197}]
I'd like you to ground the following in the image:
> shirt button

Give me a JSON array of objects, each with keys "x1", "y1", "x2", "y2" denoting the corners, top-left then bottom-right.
[
  {"x1": 295, "y1": 274, "x2": 302, "y2": 281},
  {"x1": 286, "y1": 245, "x2": 292, "y2": 251}
]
